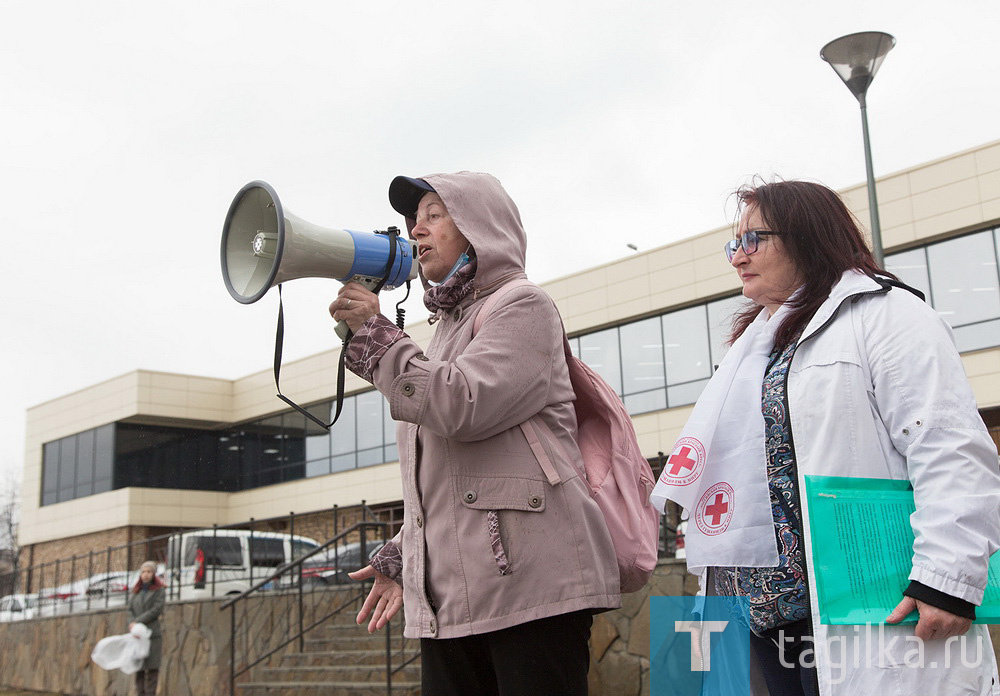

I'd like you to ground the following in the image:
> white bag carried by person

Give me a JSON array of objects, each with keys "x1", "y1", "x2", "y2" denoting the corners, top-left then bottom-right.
[{"x1": 91, "y1": 622, "x2": 151, "y2": 675}]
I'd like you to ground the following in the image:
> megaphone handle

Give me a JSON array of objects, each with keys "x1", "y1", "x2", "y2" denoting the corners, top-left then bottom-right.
[{"x1": 335, "y1": 320, "x2": 351, "y2": 341}]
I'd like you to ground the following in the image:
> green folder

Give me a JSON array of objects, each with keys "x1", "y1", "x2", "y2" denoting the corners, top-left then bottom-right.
[{"x1": 803, "y1": 475, "x2": 1000, "y2": 625}]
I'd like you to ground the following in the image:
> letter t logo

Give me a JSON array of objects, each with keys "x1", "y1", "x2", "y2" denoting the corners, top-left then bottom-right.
[{"x1": 674, "y1": 620, "x2": 729, "y2": 671}]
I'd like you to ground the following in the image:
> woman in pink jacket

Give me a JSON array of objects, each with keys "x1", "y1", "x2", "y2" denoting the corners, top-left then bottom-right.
[{"x1": 331, "y1": 171, "x2": 620, "y2": 696}]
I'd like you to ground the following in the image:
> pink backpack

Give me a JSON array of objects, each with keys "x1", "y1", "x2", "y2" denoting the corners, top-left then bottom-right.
[{"x1": 473, "y1": 279, "x2": 660, "y2": 592}]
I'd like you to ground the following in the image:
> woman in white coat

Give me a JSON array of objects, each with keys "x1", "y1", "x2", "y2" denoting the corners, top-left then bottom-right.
[{"x1": 654, "y1": 180, "x2": 1000, "y2": 695}]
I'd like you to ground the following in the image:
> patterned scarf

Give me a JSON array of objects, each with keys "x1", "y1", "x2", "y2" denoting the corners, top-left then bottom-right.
[{"x1": 423, "y1": 258, "x2": 478, "y2": 314}]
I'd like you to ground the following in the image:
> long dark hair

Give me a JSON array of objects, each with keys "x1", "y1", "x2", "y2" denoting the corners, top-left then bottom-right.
[{"x1": 729, "y1": 180, "x2": 895, "y2": 349}]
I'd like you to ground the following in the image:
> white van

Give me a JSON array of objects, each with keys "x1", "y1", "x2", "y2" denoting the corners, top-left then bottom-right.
[{"x1": 165, "y1": 529, "x2": 324, "y2": 600}]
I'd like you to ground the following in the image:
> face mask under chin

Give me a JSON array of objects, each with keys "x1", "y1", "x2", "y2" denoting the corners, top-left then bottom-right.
[{"x1": 427, "y1": 249, "x2": 472, "y2": 287}]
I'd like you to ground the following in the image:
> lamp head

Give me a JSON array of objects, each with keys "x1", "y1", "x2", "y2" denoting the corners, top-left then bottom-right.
[{"x1": 821, "y1": 31, "x2": 896, "y2": 103}]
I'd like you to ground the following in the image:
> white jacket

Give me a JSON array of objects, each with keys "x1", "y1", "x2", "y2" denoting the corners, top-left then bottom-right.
[{"x1": 786, "y1": 270, "x2": 1000, "y2": 695}]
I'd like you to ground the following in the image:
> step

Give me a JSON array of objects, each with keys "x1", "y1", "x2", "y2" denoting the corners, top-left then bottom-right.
[
  {"x1": 260, "y1": 663, "x2": 421, "y2": 684},
  {"x1": 304, "y1": 635, "x2": 401, "y2": 651},
  {"x1": 237, "y1": 680, "x2": 420, "y2": 696},
  {"x1": 281, "y1": 649, "x2": 421, "y2": 667}
]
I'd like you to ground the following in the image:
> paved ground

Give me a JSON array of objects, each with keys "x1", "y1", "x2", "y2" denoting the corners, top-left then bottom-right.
[{"x1": 0, "y1": 690, "x2": 64, "y2": 695}]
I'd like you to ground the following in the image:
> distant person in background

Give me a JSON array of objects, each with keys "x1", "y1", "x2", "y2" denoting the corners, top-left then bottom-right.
[{"x1": 128, "y1": 560, "x2": 166, "y2": 696}]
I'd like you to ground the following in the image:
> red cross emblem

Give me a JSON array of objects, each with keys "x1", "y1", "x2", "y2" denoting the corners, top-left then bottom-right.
[
  {"x1": 695, "y1": 482, "x2": 734, "y2": 536},
  {"x1": 659, "y1": 437, "x2": 706, "y2": 487}
]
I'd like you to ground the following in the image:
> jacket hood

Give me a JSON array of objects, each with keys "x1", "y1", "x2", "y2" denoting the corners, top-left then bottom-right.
[{"x1": 399, "y1": 171, "x2": 527, "y2": 291}]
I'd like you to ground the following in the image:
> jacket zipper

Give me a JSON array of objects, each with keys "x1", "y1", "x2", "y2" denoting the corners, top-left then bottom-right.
[{"x1": 780, "y1": 284, "x2": 889, "y2": 694}]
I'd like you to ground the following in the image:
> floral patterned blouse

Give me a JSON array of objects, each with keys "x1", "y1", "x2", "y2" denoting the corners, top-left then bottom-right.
[{"x1": 713, "y1": 335, "x2": 810, "y2": 635}]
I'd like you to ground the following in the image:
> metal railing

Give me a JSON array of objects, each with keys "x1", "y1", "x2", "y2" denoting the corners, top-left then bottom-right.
[
  {"x1": 220, "y1": 520, "x2": 414, "y2": 696},
  {"x1": 1, "y1": 502, "x2": 404, "y2": 620}
]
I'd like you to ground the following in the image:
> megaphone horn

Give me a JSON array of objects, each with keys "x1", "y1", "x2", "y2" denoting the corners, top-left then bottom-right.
[{"x1": 220, "y1": 180, "x2": 417, "y2": 304}]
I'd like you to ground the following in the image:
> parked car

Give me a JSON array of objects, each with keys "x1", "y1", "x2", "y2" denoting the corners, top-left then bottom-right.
[
  {"x1": 301, "y1": 541, "x2": 382, "y2": 585},
  {"x1": 36, "y1": 570, "x2": 133, "y2": 614},
  {"x1": 166, "y1": 529, "x2": 323, "y2": 600},
  {"x1": 0, "y1": 593, "x2": 38, "y2": 622}
]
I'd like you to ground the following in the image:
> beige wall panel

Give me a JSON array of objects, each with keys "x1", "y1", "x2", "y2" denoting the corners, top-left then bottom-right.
[
  {"x1": 983, "y1": 199, "x2": 1000, "y2": 226},
  {"x1": 606, "y1": 271, "x2": 651, "y2": 307},
  {"x1": 647, "y1": 242, "x2": 695, "y2": 271},
  {"x1": 962, "y1": 349, "x2": 1000, "y2": 380},
  {"x1": 976, "y1": 143, "x2": 1000, "y2": 174},
  {"x1": 607, "y1": 297, "x2": 653, "y2": 325},
  {"x1": 654, "y1": 260, "x2": 696, "y2": 291},
  {"x1": 881, "y1": 222, "x2": 918, "y2": 251},
  {"x1": 692, "y1": 229, "x2": 730, "y2": 261},
  {"x1": 908, "y1": 152, "x2": 978, "y2": 195},
  {"x1": 873, "y1": 172, "x2": 912, "y2": 203},
  {"x1": 566, "y1": 268, "x2": 607, "y2": 297},
  {"x1": 566, "y1": 287, "x2": 610, "y2": 320},
  {"x1": 877, "y1": 196, "x2": 915, "y2": 233},
  {"x1": 914, "y1": 205, "x2": 989, "y2": 240},
  {"x1": 911, "y1": 179, "x2": 983, "y2": 221},
  {"x1": 565, "y1": 308, "x2": 611, "y2": 335}
]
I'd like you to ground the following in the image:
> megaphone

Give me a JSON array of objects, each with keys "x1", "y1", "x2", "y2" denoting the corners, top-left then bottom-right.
[{"x1": 221, "y1": 180, "x2": 417, "y2": 306}]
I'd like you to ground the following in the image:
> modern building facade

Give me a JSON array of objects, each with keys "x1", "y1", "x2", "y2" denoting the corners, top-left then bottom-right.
[{"x1": 19, "y1": 139, "x2": 1000, "y2": 568}]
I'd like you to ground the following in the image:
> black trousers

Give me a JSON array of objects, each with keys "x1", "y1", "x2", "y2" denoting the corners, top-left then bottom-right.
[
  {"x1": 420, "y1": 610, "x2": 594, "y2": 696},
  {"x1": 748, "y1": 620, "x2": 819, "y2": 696},
  {"x1": 135, "y1": 668, "x2": 158, "y2": 696}
]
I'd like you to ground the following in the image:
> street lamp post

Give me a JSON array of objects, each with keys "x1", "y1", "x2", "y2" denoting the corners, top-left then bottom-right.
[{"x1": 821, "y1": 31, "x2": 896, "y2": 266}]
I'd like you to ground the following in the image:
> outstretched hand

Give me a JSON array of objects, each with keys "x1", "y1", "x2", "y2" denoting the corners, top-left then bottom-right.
[{"x1": 349, "y1": 564, "x2": 403, "y2": 634}]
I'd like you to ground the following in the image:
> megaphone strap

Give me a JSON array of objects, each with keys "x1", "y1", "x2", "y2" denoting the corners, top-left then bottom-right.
[{"x1": 270, "y1": 227, "x2": 404, "y2": 431}]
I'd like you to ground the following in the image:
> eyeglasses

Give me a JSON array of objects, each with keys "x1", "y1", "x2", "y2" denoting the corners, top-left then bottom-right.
[{"x1": 724, "y1": 230, "x2": 781, "y2": 262}]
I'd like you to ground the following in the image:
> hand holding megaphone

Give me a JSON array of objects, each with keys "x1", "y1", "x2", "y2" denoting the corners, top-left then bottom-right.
[
  {"x1": 330, "y1": 283, "x2": 382, "y2": 336},
  {"x1": 221, "y1": 180, "x2": 417, "y2": 339}
]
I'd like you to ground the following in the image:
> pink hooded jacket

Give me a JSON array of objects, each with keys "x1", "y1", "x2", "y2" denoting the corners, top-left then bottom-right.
[{"x1": 349, "y1": 171, "x2": 621, "y2": 639}]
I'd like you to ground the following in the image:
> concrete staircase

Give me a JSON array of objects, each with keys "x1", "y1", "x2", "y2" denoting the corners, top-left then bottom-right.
[{"x1": 236, "y1": 609, "x2": 421, "y2": 696}]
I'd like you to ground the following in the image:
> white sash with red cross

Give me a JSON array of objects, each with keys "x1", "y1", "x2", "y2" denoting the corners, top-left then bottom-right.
[{"x1": 650, "y1": 305, "x2": 782, "y2": 575}]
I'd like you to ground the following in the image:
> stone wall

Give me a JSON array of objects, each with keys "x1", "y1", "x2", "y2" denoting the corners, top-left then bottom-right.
[
  {"x1": 5, "y1": 559, "x2": 994, "y2": 696},
  {"x1": 589, "y1": 559, "x2": 699, "y2": 696}
]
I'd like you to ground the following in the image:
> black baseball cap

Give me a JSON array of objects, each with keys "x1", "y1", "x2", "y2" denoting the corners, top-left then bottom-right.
[{"x1": 388, "y1": 175, "x2": 436, "y2": 218}]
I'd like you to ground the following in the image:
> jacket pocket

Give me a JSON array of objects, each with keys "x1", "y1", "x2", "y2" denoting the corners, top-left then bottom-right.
[{"x1": 457, "y1": 475, "x2": 546, "y2": 576}]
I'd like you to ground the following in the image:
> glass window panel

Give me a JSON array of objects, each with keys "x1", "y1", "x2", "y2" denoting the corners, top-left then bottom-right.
[
  {"x1": 94, "y1": 424, "x2": 114, "y2": 492},
  {"x1": 667, "y1": 378, "x2": 711, "y2": 408},
  {"x1": 568, "y1": 337, "x2": 581, "y2": 359},
  {"x1": 306, "y1": 458, "x2": 331, "y2": 478},
  {"x1": 356, "y1": 391, "x2": 384, "y2": 450},
  {"x1": 578, "y1": 328, "x2": 622, "y2": 394},
  {"x1": 76, "y1": 430, "x2": 95, "y2": 491},
  {"x1": 357, "y1": 448, "x2": 384, "y2": 468},
  {"x1": 281, "y1": 412, "x2": 307, "y2": 469},
  {"x1": 952, "y1": 319, "x2": 1000, "y2": 353},
  {"x1": 383, "y1": 399, "x2": 399, "y2": 463},
  {"x1": 249, "y1": 537, "x2": 285, "y2": 567},
  {"x1": 330, "y1": 398, "x2": 357, "y2": 455},
  {"x1": 57, "y1": 437, "x2": 76, "y2": 502},
  {"x1": 620, "y1": 318, "x2": 665, "y2": 397},
  {"x1": 927, "y1": 232, "x2": 1000, "y2": 328},
  {"x1": 662, "y1": 306, "x2": 711, "y2": 386},
  {"x1": 885, "y1": 248, "x2": 931, "y2": 302},
  {"x1": 623, "y1": 389, "x2": 667, "y2": 416},
  {"x1": 707, "y1": 295, "x2": 744, "y2": 369},
  {"x1": 305, "y1": 403, "x2": 332, "y2": 462},
  {"x1": 42, "y1": 443, "x2": 59, "y2": 505},
  {"x1": 331, "y1": 453, "x2": 356, "y2": 473},
  {"x1": 258, "y1": 415, "x2": 284, "y2": 472}
]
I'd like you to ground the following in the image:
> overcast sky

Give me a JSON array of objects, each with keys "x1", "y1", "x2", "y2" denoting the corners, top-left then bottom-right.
[{"x1": 2, "y1": 0, "x2": 998, "y2": 499}]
